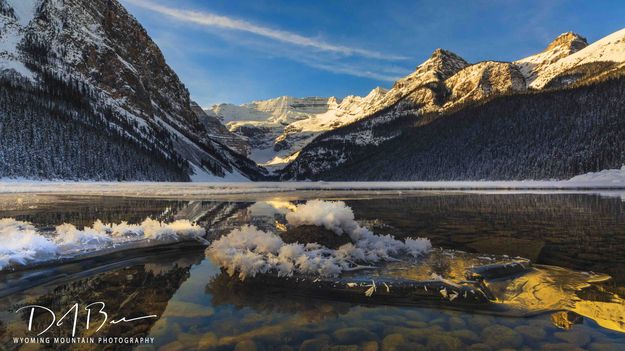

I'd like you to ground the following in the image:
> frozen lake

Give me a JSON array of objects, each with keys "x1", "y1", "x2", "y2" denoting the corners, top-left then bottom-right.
[{"x1": 0, "y1": 189, "x2": 624, "y2": 349}]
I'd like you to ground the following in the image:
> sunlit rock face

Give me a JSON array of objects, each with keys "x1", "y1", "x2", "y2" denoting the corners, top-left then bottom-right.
[
  {"x1": 518, "y1": 29, "x2": 625, "y2": 89},
  {"x1": 444, "y1": 61, "x2": 527, "y2": 106}
]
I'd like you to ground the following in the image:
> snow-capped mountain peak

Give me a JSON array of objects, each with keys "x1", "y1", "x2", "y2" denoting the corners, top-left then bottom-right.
[
  {"x1": 337, "y1": 86, "x2": 387, "y2": 113},
  {"x1": 422, "y1": 48, "x2": 469, "y2": 77},
  {"x1": 214, "y1": 50, "x2": 471, "y2": 172},
  {"x1": 213, "y1": 96, "x2": 335, "y2": 126},
  {"x1": 515, "y1": 32, "x2": 588, "y2": 87},
  {"x1": 364, "y1": 86, "x2": 387, "y2": 99},
  {"x1": 553, "y1": 27, "x2": 625, "y2": 68},
  {"x1": 393, "y1": 49, "x2": 468, "y2": 91},
  {"x1": 516, "y1": 29, "x2": 625, "y2": 89},
  {"x1": 545, "y1": 32, "x2": 588, "y2": 52}
]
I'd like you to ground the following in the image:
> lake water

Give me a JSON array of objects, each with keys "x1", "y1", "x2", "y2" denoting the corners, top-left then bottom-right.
[{"x1": 1, "y1": 191, "x2": 624, "y2": 350}]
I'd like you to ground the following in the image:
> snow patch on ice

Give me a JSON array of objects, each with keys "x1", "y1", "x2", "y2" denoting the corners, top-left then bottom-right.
[
  {"x1": 208, "y1": 200, "x2": 431, "y2": 279},
  {"x1": 285, "y1": 199, "x2": 358, "y2": 236},
  {"x1": 569, "y1": 165, "x2": 625, "y2": 185},
  {"x1": 0, "y1": 217, "x2": 206, "y2": 270},
  {"x1": 0, "y1": 218, "x2": 57, "y2": 269}
]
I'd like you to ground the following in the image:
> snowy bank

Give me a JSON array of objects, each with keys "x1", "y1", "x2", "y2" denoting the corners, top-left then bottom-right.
[
  {"x1": 569, "y1": 166, "x2": 625, "y2": 185},
  {"x1": 1, "y1": 167, "x2": 625, "y2": 197},
  {"x1": 0, "y1": 218, "x2": 205, "y2": 270}
]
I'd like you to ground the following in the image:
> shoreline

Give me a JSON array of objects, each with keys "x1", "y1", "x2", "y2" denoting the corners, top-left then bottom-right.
[{"x1": 1, "y1": 180, "x2": 625, "y2": 196}]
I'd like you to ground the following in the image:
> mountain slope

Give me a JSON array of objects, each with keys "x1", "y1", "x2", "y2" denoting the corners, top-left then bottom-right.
[
  {"x1": 0, "y1": 0, "x2": 265, "y2": 181},
  {"x1": 300, "y1": 70, "x2": 625, "y2": 180},
  {"x1": 281, "y1": 28, "x2": 625, "y2": 180}
]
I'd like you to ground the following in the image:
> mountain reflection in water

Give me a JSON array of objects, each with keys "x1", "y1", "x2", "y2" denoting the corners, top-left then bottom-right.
[{"x1": 0, "y1": 192, "x2": 624, "y2": 350}]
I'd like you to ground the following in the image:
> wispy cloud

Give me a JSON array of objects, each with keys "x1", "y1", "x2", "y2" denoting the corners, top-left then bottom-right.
[
  {"x1": 295, "y1": 58, "x2": 402, "y2": 82},
  {"x1": 123, "y1": 0, "x2": 408, "y2": 61}
]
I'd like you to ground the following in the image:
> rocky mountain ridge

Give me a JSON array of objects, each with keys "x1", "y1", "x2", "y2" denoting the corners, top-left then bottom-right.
[
  {"x1": 213, "y1": 32, "x2": 600, "y2": 175},
  {"x1": 281, "y1": 28, "x2": 625, "y2": 179}
]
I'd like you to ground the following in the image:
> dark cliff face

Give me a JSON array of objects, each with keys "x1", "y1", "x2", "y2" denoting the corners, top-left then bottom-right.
[
  {"x1": 0, "y1": 0, "x2": 265, "y2": 181},
  {"x1": 190, "y1": 101, "x2": 251, "y2": 156},
  {"x1": 69, "y1": 0, "x2": 197, "y2": 127}
]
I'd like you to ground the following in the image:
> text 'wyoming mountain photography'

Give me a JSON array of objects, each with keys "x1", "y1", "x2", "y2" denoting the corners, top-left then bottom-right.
[{"x1": 1, "y1": 0, "x2": 625, "y2": 350}]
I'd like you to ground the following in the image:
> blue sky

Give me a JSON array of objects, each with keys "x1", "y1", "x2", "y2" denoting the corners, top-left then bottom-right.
[{"x1": 120, "y1": 0, "x2": 625, "y2": 106}]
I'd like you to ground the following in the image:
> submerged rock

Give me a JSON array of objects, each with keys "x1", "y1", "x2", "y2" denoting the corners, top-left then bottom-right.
[
  {"x1": 426, "y1": 334, "x2": 463, "y2": 351},
  {"x1": 550, "y1": 311, "x2": 584, "y2": 330},
  {"x1": 449, "y1": 329, "x2": 480, "y2": 343},
  {"x1": 234, "y1": 340, "x2": 258, "y2": 351},
  {"x1": 299, "y1": 337, "x2": 329, "y2": 351},
  {"x1": 553, "y1": 330, "x2": 591, "y2": 346},
  {"x1": 481, "y1": 325, "x2": 523, "y2": 349},
  {"x1": 381, "y1": 333, "x2": 406, "y2": 350},
  {"x1": 466, "y1": 260, "x2": 531, "y2": 280},
  {"x1": 514, "y1": 325, "x2": 547, "y2": 343},
  {"x1": 448, "y1": 317, "x2": 467, "y2": 330},
  {"x1": 361, "y1": 341, "x2": 379, "y2": 351},
  {"x1": 467, "y1": 343, "x2": 492, "y2": 351},
  {"x1": 333, "y1": 327, "x2": 378, "y2": 344}
]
